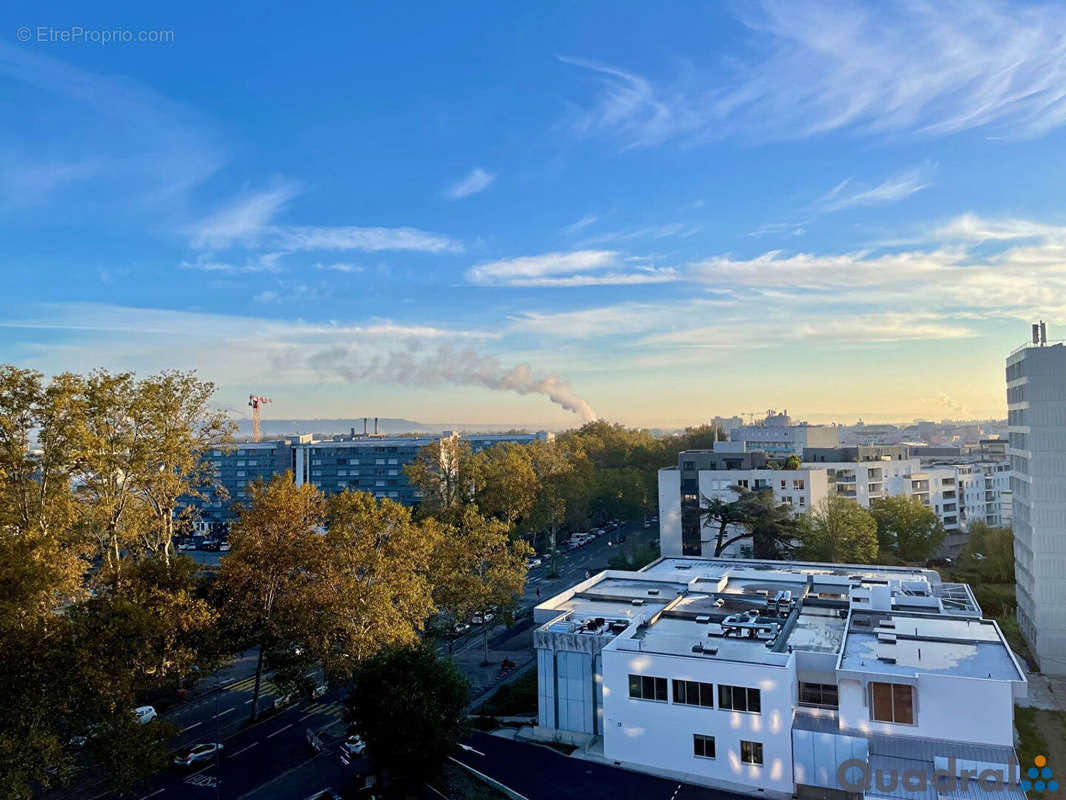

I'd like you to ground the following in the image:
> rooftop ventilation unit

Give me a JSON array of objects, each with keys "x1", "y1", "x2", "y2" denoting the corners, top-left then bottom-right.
[
  {"x1": 852, "y1": 617, "x2": 872, "y2": 627},
  {"x1": 695, "y1": 615, "x2": 710, "y2": 623},
  {"x1": 647, "y1": 589, "x2": 660, "y2": 596},
  {"x1": 877, "y1": 632, "x2": 897, "y2": 644},
  {"x1": 631, "y1": 599, "x2": 644, "y2": 606},
  {"x1": 691, "y1": 643, "x2": 719, "y2": 655},
  {"x1": 877, "y1": 654, "x2": 897, "y2": 664}
]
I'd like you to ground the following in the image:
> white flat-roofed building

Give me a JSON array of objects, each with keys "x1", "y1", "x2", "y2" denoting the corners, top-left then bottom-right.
[{"x1": 533, "y1": 557, "x2": 1027, "y2": 800}]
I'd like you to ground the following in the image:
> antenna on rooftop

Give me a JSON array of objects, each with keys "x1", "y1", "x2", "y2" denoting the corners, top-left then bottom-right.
[{"x1": 1033, "y1": 321, "x2": 1048, "y2": 346}]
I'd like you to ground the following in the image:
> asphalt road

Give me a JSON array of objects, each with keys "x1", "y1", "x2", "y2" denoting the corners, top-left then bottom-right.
[
  {"x1": 522, "y1": 518, "x2": 659, "y2": 608},
  {"x1": 454, "y1": 731, "x2": 745, "y2": 800},
  {"x1": 128, "y1": 685, "x2": 350, "y2": 800}
]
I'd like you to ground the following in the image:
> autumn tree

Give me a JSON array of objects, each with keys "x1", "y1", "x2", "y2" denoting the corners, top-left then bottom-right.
[
  {"x1": 525, "y1": 439, "x2": 572, "y2": 574},
  {"x1": 800, "y1": 495, "x2": 879, "y2": 564},
  {"x1": 217, "y1": 474, "x2": 326, "y2": 719},
  {"x1": 344, "y1": 644, "x2": 469, "y2": 793},
  {"x1": 871, "y1": 495, "x2": 946, "y2": 563},
  {"x1": 433, "y1": 507, "x2": 531, "y2": 665},
  {"x1": 316, "y1": 490, "x2": 440, "y2": 679}
]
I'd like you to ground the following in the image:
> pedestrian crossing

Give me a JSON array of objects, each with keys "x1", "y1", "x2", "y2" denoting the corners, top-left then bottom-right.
[{"x1": 296, "y1": 701, "x2": 344, "y2": 721}]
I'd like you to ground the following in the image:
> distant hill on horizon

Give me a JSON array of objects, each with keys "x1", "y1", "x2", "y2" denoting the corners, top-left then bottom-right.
[{"x1": 232, "y1": 417, "x2": 566, "y2": 438}]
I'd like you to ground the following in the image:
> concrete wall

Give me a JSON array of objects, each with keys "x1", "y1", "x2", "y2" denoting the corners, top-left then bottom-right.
[
  {"x1": 601, "y1": 646, "x2": 797, "y2": 795},
  {"x1": 658, "y1": 468, "x2": 683, "y2": 557},
  {"x1": 836, "y1": 674, "x2": 1014, "y2": 746}
]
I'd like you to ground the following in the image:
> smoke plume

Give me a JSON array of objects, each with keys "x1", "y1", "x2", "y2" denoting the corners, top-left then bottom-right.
[{"x1": 300, "y1": 344, "x2": 598, "y2": 421}]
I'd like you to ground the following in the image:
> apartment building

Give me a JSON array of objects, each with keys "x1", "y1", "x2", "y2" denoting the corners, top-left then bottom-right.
[
  {"x1": 955, "y1": 461, "x2": 1013, "y2": 529},
  {"x1": 731, "y1": 420, "x2": 840, "y2": 456},
  {"x1": 533, "y1": 557, "x2": 1026, "y2": 800},
  {"x1": 189, "y1": 430, "x2": 552, "y2": 530},
  {"x1": 1006, "y1": 338, "x2": 1066, "y2": 675},
  {"x1": 659, "y1": 448, "x2": 961, "y2": 559}
]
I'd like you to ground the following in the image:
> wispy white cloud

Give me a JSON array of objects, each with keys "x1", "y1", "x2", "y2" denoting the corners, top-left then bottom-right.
[
  {"x1": 813, "y1": 168, "x2": 930, "y2": 213},
  {"x1": 189, "y1": 186, "x2": 463, "y2": 257},
  {"x1": 179, "y1": 252, "x2": 285, "y2": 274},
  {"x1": 446, "y1": 167, "x2": 496, "y2": 199},
  {"x1": 313, "y1": 262, "x2": 364, "y2": 273},
  {"x1": 467, "y1": 250, "x2": 615, "y2": 284},
  {"x1": 191, "y1": 185, "x2": 298, "y2": 249},
  {"x1": 466, "y1": 249, "x2": 679, "y2": 287},
  {"x1": 0, "y1": 42, "x2": 221, "y2": 208},
  {"x1": 274, "y1": 225, "x2": 461, "y2": 253},
  {"x1": 578, "y1": 222, "x2": 702, "y2": 246},
  {"x1": 561, "y1": 213, "x2": 600, "y2": 236},
  {"x1": 560, "y1": 1, "x2": 1066, "y2": 148}
]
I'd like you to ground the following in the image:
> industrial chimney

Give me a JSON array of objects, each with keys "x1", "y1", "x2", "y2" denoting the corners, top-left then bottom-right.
[{"x1": 374, "y1": 417, "x2": 379, "y2": 435}]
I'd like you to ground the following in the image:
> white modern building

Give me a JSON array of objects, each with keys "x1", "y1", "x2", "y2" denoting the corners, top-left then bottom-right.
[
  {"x1": 659, "y1": 451, "x2": 963, "y2": 559},
  {"x1": 534, "y1": 557, "x2": 1027, "y2": 799},
  {"x1": 1007, "y1": 338, "x2": 1066, "y2": 675},
  {"x1": 731, "y1": 412, "x2": 840, "y2": 456},
  {"x1": 955, "y1": 461, "x2": 1013, "y2": 530}
]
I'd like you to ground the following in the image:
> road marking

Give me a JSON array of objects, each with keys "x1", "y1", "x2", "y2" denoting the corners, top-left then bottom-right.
[
  {"x1": 298, "y1": 707, "x2": 321, "y2": 721},
  {"x1": 136, "y1": 791, "x2": 165, "y2": 800},
  {"x1": 212, "y1": 707, "x2": 234, "y2": 719},
  {"x1": 243, "y1": 698, "x2": 254, "y2": 704},
  {"x1": 425, "y1": 783, "x2": 448, "y2": 799},
  {"x1": 266, "y1": 723, "x2": 293, "y2": 738},
  {"x1": 229, "y1": 742, "x2": 259, "y2": 757},
  {"x1": 181, "y1": 722, "x2": 201, "y2": 733},
  {"x1": 458, "y1": 743, "x2": 485, "y2": 756}
]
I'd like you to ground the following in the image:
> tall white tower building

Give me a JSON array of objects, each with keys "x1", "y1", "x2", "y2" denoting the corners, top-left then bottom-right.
[{"x1": 1006, "y1": 327, "x2": 1066, "y2": 675}]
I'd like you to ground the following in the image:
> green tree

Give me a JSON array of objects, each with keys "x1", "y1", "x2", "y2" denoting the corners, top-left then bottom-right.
[
  {"x1": 217, "y1": 474, "x2": 326, "y2": 719},
  {"x1": 405, "y1": 436, "x2": 480, "y2": 522},
  {"x1": 344, "y1": 644, "x2": 469, "y2": 794},
  {"x1": 801, "y1": 495, "x2": 879, "y2": 564},
  {"x1": 473, "y1": 442, "x2": 540, "y2": 527},
  {"x1": 871, "y1": 495, "x2": 946, "y2": 563},
  {"x1": 699, "y1": 492, "x2": 750, "y2": 556},
  {"x1": 784, "y1": 454, "x2": 802, "y2": 470},
  {"x1": 735, "y1": 488, "x2": 803, "y2": 559},
  {"x1": 525, "y1": 439, "x2": 573, "y2": 574},
  {"x1": 963, "y1": 521, "x2": 1015, "y2": 583},
  {"x1": 432, "y1": 507, "x2": 531, "y2": 665}
]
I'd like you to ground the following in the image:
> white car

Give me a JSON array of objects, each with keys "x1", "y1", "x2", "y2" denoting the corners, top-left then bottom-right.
[
  {"x1": 471, "y1": 612, "x2": 495, "y2": 625},
  {"x1": 174, "y1": 742, "x2": 223, "y2": 767},
  {"x1": 134, "y1": 705, "x2": 157, "y2": 724},
  {"x1": 219, "y1": 541, "x2": 230, "y2": 552},
  {"x1": 341, "y1": 735, "x2": 366, "y2": 756}
]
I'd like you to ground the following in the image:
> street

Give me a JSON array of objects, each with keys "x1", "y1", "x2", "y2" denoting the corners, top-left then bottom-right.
[{"x1": 70, "y1": 518, "x2": 661, "y2": 800}]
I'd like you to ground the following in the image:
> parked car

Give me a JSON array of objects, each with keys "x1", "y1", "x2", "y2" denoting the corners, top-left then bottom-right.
[
  {"x1": 174, "y1": 742, "x2": 223, "y2": 767},
  {"x1": 176, "y1": 540, "x2": 196, "y2": 551},
  {"x1": 218, "y1": 541, "x2": 230, "y2": 552},
  {"x1": 341, "y1": 735, "x2": 366, "y2": 756},
  {"x1": 134, "y1": 705, "x2": 157, "y2": 724},
  {"x1": 471, "y1": 612, "x2": 495, "y2": 625},
  {"x1": 527, "y1": 556, "x2": 543, "y2": 568},
  {"x1": 451, "y1": 621, "x2": 470, "y2": 636}
]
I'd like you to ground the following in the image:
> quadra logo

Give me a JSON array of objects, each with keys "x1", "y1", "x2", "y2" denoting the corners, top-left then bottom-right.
[{"x1": 836, "y1": 756, "x2": 1026, "y2": 794}]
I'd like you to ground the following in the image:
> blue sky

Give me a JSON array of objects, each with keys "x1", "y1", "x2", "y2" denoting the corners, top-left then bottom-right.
[{"x1": 3, "y1": 0, "x2": 1066, "y2": 427}]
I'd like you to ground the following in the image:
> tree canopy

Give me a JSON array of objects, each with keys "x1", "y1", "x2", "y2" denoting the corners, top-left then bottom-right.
[
  {"x1": 800, "y1": 495, "x2": 879, "y2": 564},
  {"x1": 870, "y1": 495, "x2": 946, "y2": 563}
]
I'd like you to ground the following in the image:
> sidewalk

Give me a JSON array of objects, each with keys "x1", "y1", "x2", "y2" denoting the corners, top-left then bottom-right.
[{"x1": 453, "y1": 619, "x2": 536, "y2": 702}]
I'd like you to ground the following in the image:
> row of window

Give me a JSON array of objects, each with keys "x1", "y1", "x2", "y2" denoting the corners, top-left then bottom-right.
[
  {"x1": 628, "y1": 675, "x2": 761, "y2": 713},
  {"x1": 690, "y1": 734, "x2": 763, "y2": 765}
]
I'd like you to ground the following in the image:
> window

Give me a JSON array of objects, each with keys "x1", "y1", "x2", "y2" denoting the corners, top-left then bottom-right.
[
  {"x1": 871, "y1": 682, "x2": 914, "y2": 724},
  {"x1": 799, "y1": 682, "x2": 838, "y2": 708},
  {"x1": 793, "y1": 479, "x2": 805, "y2": 490},
  {"x1": 740, "y1": 740, "x2": 764, "y2": 766},
  {"x1": 693, "y1": 734, "x2": 716, "y2": 759},
  {"x1": 628, "y1": 674, "x2": 668, "y2": 702},
  {"x1": 719, "y1": 685, "x2": 761, "y2": 713},
  {"x1": 673, "y1": 680, "x2": 714, "y2": 708}
]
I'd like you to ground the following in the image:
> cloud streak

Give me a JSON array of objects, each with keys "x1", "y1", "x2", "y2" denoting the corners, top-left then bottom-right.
[
  {"x1": 446, "y1": 167, "x2": 495, "y2": 199},
  {"x1": 560, "y1": 0, "x2": 1066, "y2": 148}
]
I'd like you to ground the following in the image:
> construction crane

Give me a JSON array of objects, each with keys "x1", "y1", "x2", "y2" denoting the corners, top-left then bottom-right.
[{"x1": 248, "y1": 394, "x2": 272, "y2": 442}]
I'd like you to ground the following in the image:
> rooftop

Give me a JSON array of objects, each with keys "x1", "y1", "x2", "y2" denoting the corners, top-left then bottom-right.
[{"x1": 535, "y1": 557, "x2": 1009, "y2": 674}]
